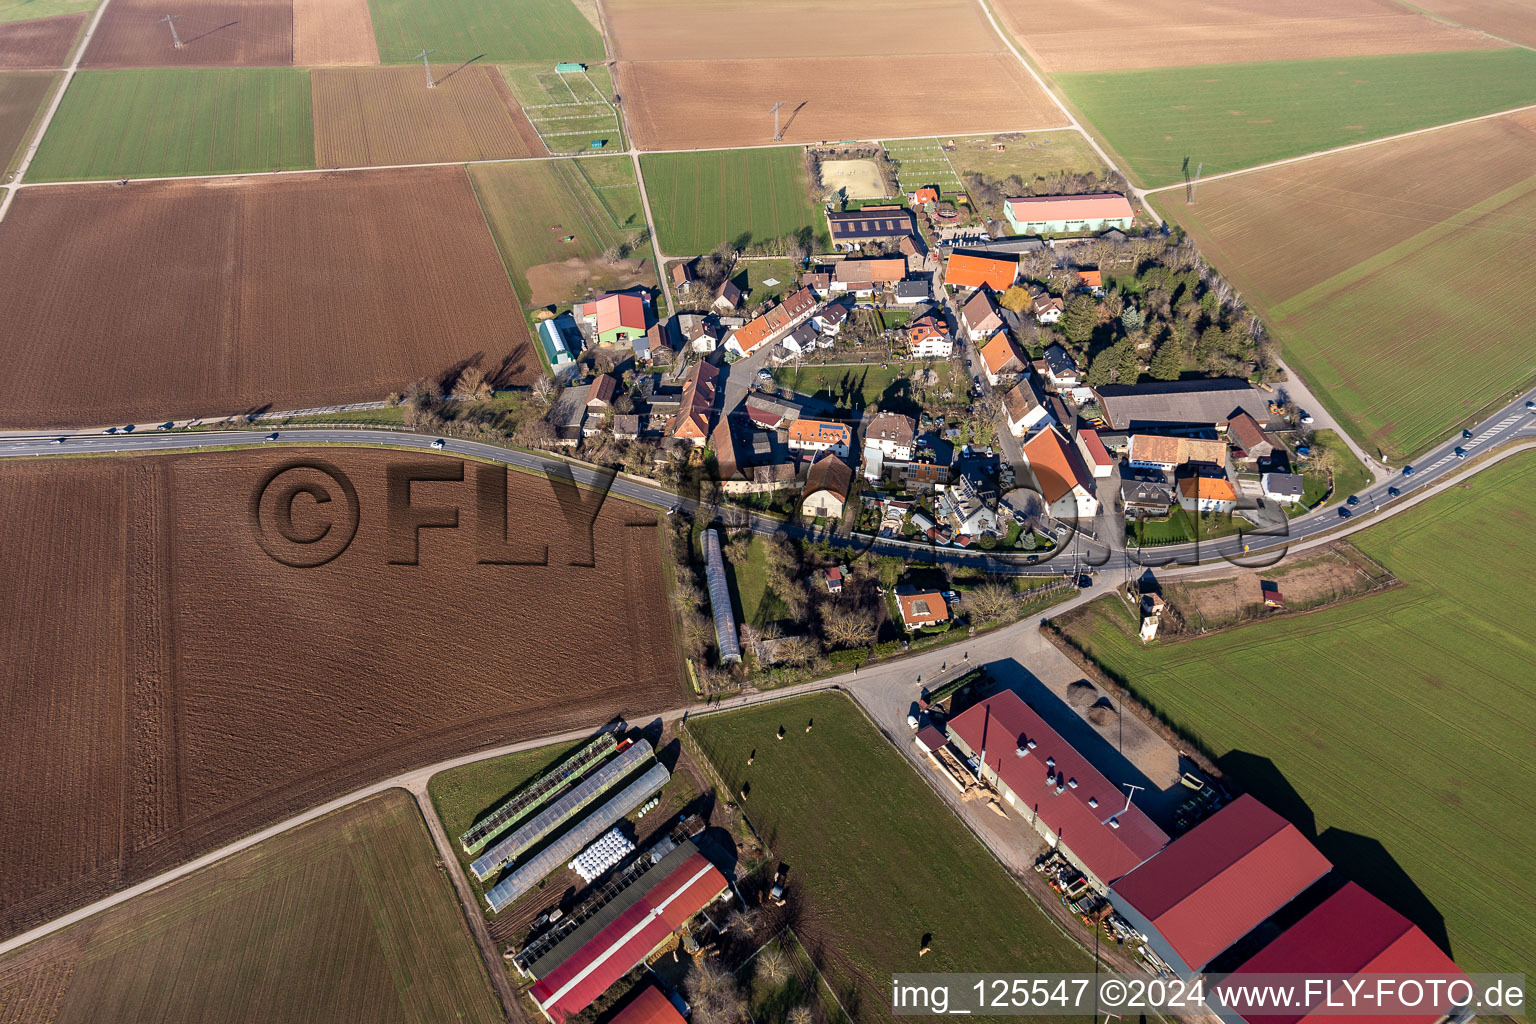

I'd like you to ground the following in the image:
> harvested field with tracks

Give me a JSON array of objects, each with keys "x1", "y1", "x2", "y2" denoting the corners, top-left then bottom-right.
[
  {"x1": 0, "y1": 167, "x2": 534, "y2": 428},
  {"x1": 604, "y1": 0, "x2": 1000, "y2": 60},
  {"x1": 312, "y1": 65, "x2": 543, "y2": 167},
  {"x1": 83, "y1": 0, "x2": 293, "y2": 67},
  {"x1": 1407, "y1": 0, "x2": 1536, "y2": 48},
  {"x1": 0, "y1": 13, "x2": 82, "y2": 68},
  {"x1": 0, "y1": 792, "x2": 501, "y2": 1024},
  {"x1": 293, "y1": 0, "x2": 379, "y2": 64},
  {"x1": 0, "y1": 448, "x2": 682, "y2": 943},
  {"x1": 1161, "y1": 108, "x2": 1536, "y2": 458},
  {"x1": 617, "y1": 55, "x2": 1066, "y2": 149},
  {"x1": 0, "y1": 70, "x2": 55, "y2": 169},
  {"x1": 995, "y1": 0, "x2": 1506, "y2": 72}
]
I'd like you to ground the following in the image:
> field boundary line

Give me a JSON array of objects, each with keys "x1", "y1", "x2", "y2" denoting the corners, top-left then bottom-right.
[{"x1": 1141, "y1": 99, "x2": 1536, "y2": 197}]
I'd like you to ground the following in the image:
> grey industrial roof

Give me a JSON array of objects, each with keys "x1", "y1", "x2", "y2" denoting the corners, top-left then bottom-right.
[
  {"x1": 827, "y1": 208, "x2": 915, "y2": 240},
  {"x1": 1096, "y1": 378, "x2": 1269, "y2": 431}
]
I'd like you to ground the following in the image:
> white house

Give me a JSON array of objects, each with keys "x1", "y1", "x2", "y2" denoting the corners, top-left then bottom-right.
[
  {"x1": 1177, "y1": 476, "x2": 1238, "y2": 513},
  {"x1": 1261, "y1": 471, "x2": 1305, "y2": 505},
  {"x1": 1002, "y1": 379, "x2": 1050, "y2": 437},
  {"x1": 863, "y1": 411, "x2": 916, "y2": 462},
  {"x1": 813, "y1": 302, "x2": 850, "y2": 335},
  {"x1": 959, "y1": 288, "x2": 1003, "y2": 343},
  {"x1": 787, "y1": 418, "x2": 853, "y2": 458},
  {"x1": 1021, "y1": 425, "x2": 1099, "y2": 520},
  {"x1": 908, "y1": 314, "x2": 953, "y2": 358}
]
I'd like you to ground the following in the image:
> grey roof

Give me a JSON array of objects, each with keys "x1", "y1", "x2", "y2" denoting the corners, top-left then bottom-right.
[
  {"x1": 894, "y1": 280, "x2": 930, "y2": 299},
  {"x1": 1043, "y1": 343, "x2": 1078, "y2": 380},
  {"x1": 966, "y1": 236, "x2": 1046, "y2": 254},
  {"x1": 1263, "y1": 472, "x2": 1305, "y2": 497},
  {"x1": 1121, "y1": 477, "x2": 1175, "y2": 506},
  {"x1": 1095, "y1": 378, "x2": 1270, "y2": 432}
]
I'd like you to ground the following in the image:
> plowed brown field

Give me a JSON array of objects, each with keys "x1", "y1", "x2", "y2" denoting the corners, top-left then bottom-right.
[
  {"x1": 1408, "y1": 0, "x2": 1536, "y2": 48},
  {"x1": 0, "y1": 71, "x2": 56, "y2": 170},
  {"x1": 82, "y1": 0, "x2": 294, "y2": 68},
  {"x1": 0, "y1": 14, "x2": 84, "y2": 69},
  {"x1": 312, "y1": 65, "x2": 544, "y2": 167},
  {"x1": 605, "y1": 0, "x2": 1000, "y2": 60},
  {"x1": 994, "y1": 0, "x2": 1506, "y2": 72},
  {"x1": 0, "y1": 448, "x2": 683, "y2": 943},
  {"x1": 617, "y1": 54, "x2": 1067, "y2": 149},
  {"x1": 293, "y1": 0, "x2": 378, "y2": 65},
  {"x1": 0, "y1": 167, "x2": 535, "y2": 428}
]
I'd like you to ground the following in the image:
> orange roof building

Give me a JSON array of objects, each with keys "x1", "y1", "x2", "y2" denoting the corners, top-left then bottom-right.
[
  {"x1": 787, "y1": 418, "x2": 852, "y2": 455},
  {"x1": 1022, "y1": 425, "x2": 1099, "y2": 519},
  {"x1": 945, "y1": 251, "x2": 1017, "y2": 291},
  {"x1": 1005, "y1": 193, "x2": 1134, "y2": 235},
  {"x1": 588, "y1": 293, "x2": 649, "y2": 344},
  {"x1": 895, "y1": 586, "x2": 949, "y2": 630},
  {"x1": 978, "y1": 332, "x2": 1025, "y2": 383},
  {"x1": 668, "y1": 359, "x2": 719, "y2": 445},
  {"x1": 1177, "y1": 475, "x2": 1238, "y2": 512}
]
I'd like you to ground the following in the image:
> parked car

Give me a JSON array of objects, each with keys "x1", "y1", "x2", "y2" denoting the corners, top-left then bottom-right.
[
  {"x1": 1299, "y1": 410, "x2": 1314, "y2": 424},
  {"x1": 1401, "y1": 465, "x2": 1415, "y2": 476},
  {"x1": 430, "y1": 438, "x2": 446, "y2": 449},
  {"x1": 1346, "y1": 494, "x2": 1360, "y2": 507},
  {"x1": 1526, "y1": 399, "x2": 1535, "y2": 412},
  {"x1": 122, "y1": 424, "x2": 135, "y2": 433},
  {"x1": 1455, "y1": 446, "x2": 1468, "y2": 458},
  {"x1": 1338, "y1": 507, "x2": 1352, "y2": 518},
  {"x1": 1387, "y1": 486, "x2": 1401, "y2": 497}
]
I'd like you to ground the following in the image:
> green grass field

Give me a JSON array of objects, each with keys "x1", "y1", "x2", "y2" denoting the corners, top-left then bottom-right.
[
  {"x1": 689, "y1": 693, "x2": 1086, "y2": 1019},
  {"x1": 1267, "y1": 177, "x2": 1536, "y2": 459},
  {"x1": 0, "y1": 0, "x2": 94, "y2": 22},
  {"x1": 368, "y1": 0, "x2": 603, "y2": 63},
  {"x1": 0, "y1": 791, "x2": 499, "y2": 1024},
  {"x1": 1058, "y1": 453, "x2": 1536, "y2": 979},
  {"x1": 773, "y1": 360, "x2": 955, "y2": 416},
  {"x1": 726, "y1": 536, "x2": 786, "y2": 629},
  {"x1": 499, "y1": 63, "x2": 622, "y2": 154},
  {"x1": 28, "y1": 69, "x2": 313, "y2": 182},
  {"x1": 1058, "y1": 49, "x2": 1536, "y2": 188},
  {"x1": 1307, "y1": 429, "x2": 1372, "y2": 503},
  {"x1": 468, "y1": 155, "x2": 651, "y2": 308},
  {"x1": 642, "y1": 148, "x2": 826, "y2": 256},
  {"x1": 882, "y1": 137, "x2": 965, "y2": 195}
]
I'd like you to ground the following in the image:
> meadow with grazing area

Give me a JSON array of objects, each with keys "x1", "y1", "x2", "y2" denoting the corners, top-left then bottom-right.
[
  {"x1": 1055, "y1": 453, "x2": 1536, "y2": 981},
  {"x1": 311, "y1": 65, "x2": 543, "y2": 167},
  {"x1": 642, "y1": 147, "x2": 825, "y2": 256},
  {"x1": 0, "y1": 13, "x2": 82, "y2": 67},
  {"x1": 293, "y1": 0, "x2": 379, "y2": 65},
  {"x1": 604, "y1": 0, "x2": 1000, "y2": 60},
  {"x1": 617, "y1": 55, "x2": 1068, "y2": 150},
  {"x1": 29, "y1": 68, "x2": 314, "y2": 181},
  {"x1": 1057, "y1": 48, "x2": 1536, "y2": 187},
  {"x1": 995, "y1": 0, "x2": 1504, "y2": 72},
  {"x1": 689, "y1": 693, "x2": 1087, "y2": 1018},
  {"x1": 0, "y1": 69, "x2": 54, "y2": 170},
  {"x1": 367, "y1": 0, "x2": 603, "y2": 64},
  {"x1": 0, "y1": 448, "x2": 681, "y2": 942},
  {"x1": 83, "y1": 0, "x2": 294, "y2": 67},
  {"x1": 0, "y1": 792, "x2": 501, "y2": 1024},
  {"x1": 0, "y1": 168, "x2": 533, "y2": 428},
  {"x1": 469, "y1": 156, "x2": 654, "y2": 308},
  {"x1": 1161, "y1": 108, "x2": 1536, "y2": 458}
]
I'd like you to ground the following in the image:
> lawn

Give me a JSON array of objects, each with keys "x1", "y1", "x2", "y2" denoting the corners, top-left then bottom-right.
[
  {"x1": 726, "y1": 535, "x2": 786, "y2": 629},
  {"x1": 0, "y1": 0, "x2": 94, "y2": 22},
  {"x1": 688, "y1": 693, "x2": 1087, "y2": 1019},
  {"x1": 1127, "y1": 505, "x2": 1244, "y2": 546},
  {"x1": 1056, "y1": 453, "x2": 1536, "y2": 980},
  {"x1": 773, "y1": 360, "x2": 954, "y2": 416},
  {"x1": 1057, "y1": 49, "x2": 1536, "y2": 188},
  {"x1": 28, "y1": 69, "x2": 313, "y2": 181},
  {"x1": 736, "y1": 257, "x2": 799, "y2": 306},
  {"x1": 468, "y1": 155, "x2": 652, "y2": 308},
  {"x1": 499, "y1": 62, "x2": 622, "y2": 154},
  {"x1": 1306, "y1": 428, "x2": 1372, "y2": 504},
  {"x1": 0, "y1": 791, "x2": 500, "y2": 1024},
  {"x1": 642, "y1": 147, "x2": 826, "y2": 256},
  {"x1": 368, "y1": 0, "x2": 603, "y2": 64}
]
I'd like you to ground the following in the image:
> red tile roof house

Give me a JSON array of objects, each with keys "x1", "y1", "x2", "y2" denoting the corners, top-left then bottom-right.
[
  {"x1": 1209, "y1": 882, "x2": 1467, "y2": 1024},
  {"x1": 946, "y1": 689, "x2": 1168, "y2": 889},
  {"x1": 1107, "y1": 795, "x2": 1332, "y2": 977},
  {"x1": 894, "y1": 585, "x2": 950, "y2": 630}
]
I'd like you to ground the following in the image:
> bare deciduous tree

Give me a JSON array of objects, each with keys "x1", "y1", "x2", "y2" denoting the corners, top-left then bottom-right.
[
  {"x1": 452, "y1": 365, "x2": 494, "y2": 402},
  {"x1": 758, "y1": 947, "x2": 790, "y2": 984},
  {"x1": 963, "y1": 581, "x2": 1015, "y2": 623},
  {"x1": 820, "y1": 607, "x2": 877, "y2": 649}
]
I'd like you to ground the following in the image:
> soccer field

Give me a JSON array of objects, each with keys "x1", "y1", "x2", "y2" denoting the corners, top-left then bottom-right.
[
  {"x1": 1057, "y1": 453, "x2": 1536, "y2": 979},
  {"x1": 642, "y1": 147, "x2": 826, "y2": 256},
  {"x1": 28, "y1": 69, "x2": 314, "y2": 181}
]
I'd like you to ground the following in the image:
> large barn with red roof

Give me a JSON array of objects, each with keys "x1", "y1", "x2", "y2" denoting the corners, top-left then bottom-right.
[
  {"x1": 1109, "y1": 794, "x2": 1333, "y2": 976},
  {"x1": 946, "y1": 689, "x2": 1168, "y2": 888}
]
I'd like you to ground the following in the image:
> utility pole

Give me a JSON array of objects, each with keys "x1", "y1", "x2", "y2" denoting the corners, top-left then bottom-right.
[
  {"x1": 1187, "y1": 161, "x2": 1203, "y2": 204},
  {"x1": 158, "y1": 14, "x2": 182, "y2": 48},
  {"x1": 415, "y1": 48, "x2": 436, "y2": 88},
  {"x1": 770, "y1": 101, "x2": 783, "y2": 142}
]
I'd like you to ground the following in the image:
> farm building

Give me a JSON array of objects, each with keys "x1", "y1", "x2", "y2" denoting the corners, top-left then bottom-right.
[
  {"x1": 946, "y1": 251, "x2": 1017, "y2": 291},
  {"x1": 608, "y1": 986, "x2": 687, "y2": 1024},
  {"x1": 1004, "y1": 193, "x2": 1134, "y2": 235},
  {"x1": 1178, "y1": 476, "x2": 1238, "y2": 514},
  {"x1": 537, "y1": 315, "x2": 582, "y2": 369},
  {"x1": 801, "y1": 452, "x2": 852, "y2": 519},
  {"x1": 1209, "y1": 882, "x2": 1466, "y2": 1024},
  {"x1": 1095, "y1": 379, "x2": 1272, "y2": 433},
  {"x1": 895, "y1": 586, "x2": 949, "y2": 630},
  {"x1": 1075, "y1": 428, "x2": 1115, "y2": 478},
  {"x1": 584, "y1": 293, "x2": 650, "y2": 345},
  {"x1": 460, "y1": 731, "x2": 619, "y2": 854},
  {"x1": 702, "y1": 530, "x2": 741, "y2": 663},
  {"x1": 1021, "y1": 425, "x2": 1099, "y2": 519},
  {"x1": 668, "y1": 359, "x2": 719, "y2": 445},
  {"x1": 1108, "y1": 795, "x2": 1332, "y2": 977},
  {"x1": 1227, "y1": 410, "x2": 1282, "y2": 462},
  {"x1": 831, "y1": 257, "x2": 905, "y2": 294},
  {"x1": 947, "y1": 690, "x2": 1168, "y2": 889},
  {"x1": 524, "y1": 841, "x2": 730, "y2": 1022},
  {"x1": 826, "y1": 206, "x2": 916, "y2": 250},
  {"x1": 1128, "y1": 435, "x2": 1228, "y2": 472}
]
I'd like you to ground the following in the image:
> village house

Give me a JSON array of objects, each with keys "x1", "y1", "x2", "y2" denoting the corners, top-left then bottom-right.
[
  {"x1": 724, "y1": 287, "x2": 819, "y2": 358},
  {"x1": 1075, "y1": 427, "x2": 1116, "y2": 478},
  {"x1": 670, "y1": 260, "x2": 695, "y2": 292},
  {"x1": 945, "y1": 251, "x2": 1017, "y2": 292},
  {"x1": 586, "y1": 374, "x2": 617, "y2": 410},
  {"x1": 1032, "y1": 292, "x2": 1065, "y2": 324},
  {"x1": 711, "y1": 279, "x2": 742, "y2": 313},
  {"x1": 776, "y1": 322, "x2": 819, "y2": 360},
  {"x1": 907, "y1": 311, "x2": 953, "y2": 358},
  {"x1": 830, "y1": 257, "x2": 905, "y2": 296},
  {"x1": 1261, "y1": 471, "x2": 1305, "y2": 505},
  {"x1": 893, "y1": 279, "x2": 931, "y2": 304},
  {"x1": 676, "y1": 313, "x2": 721, "y2": 354},
  {"x1": 801, "y1": 452, "x2": 853, "y2": 518},
  {"x1": 667, "y1": 359, "x2": 718, "y2": 446},
  {"x1": 1121, "y1": 476, "x2": 1175, "y2": 517},
  {"x1": 1004, "y1": 193, "x2": 1135, "y2": 235},
  {"x1": 1178, "y1": 476, "x2": 1238, "y2": 514},
  {"x1": 826, "y1": 206, "x2": 916, "y2": 251},
  {"x1": 863, "y1": 411, "x2": 916, "y2": 462},
  {"x1": 745, "y1": 393, "x2": 802, "y2": 430},
  {"x1": 1227, "y1": 410, "x2": 1283, "y2": 463},
  {"x1": 903, "y1": 461, "x2": 950, "y2": 493},
  {"x1": 1003, "y1": 378, "x2": 1050, "y2": 437},
  {"x1": 1041, "y1": 343, "x2": 1081, "y2": 392},
  {"x1": 582, "y1": 292, "x2": 649, "y2": 346},
  {"x1": 978, "y1": 331, "x2": 1026, "y2": 386},
  {"x1": 936, "y1": 470, "x2": 1000, "y2": 537},
  {"x1": 1128, "y1": 434, "x2": 1229, "y2": 472},
  {"x1": 812, "y1": 300, "x2": 850, "y2": 335},
  {"x1": 1022, "y1": 425, "x2": 1100, "y2": 519},
  {"x1": 894, "y1": 585, "x2": 950, "y2": 631},
  {"x1": 910, "y1": 186, "x2": 940, "y2": 207},
  {"x1": 787, "y1": 418, "x2": 853, "y2": 457},
  {"x1": 960, "y1": 288, "x2": 1003, "y2": 343},
  {"x1": 1076, "y1": 268, "x2": 1104, "y2": 296}
]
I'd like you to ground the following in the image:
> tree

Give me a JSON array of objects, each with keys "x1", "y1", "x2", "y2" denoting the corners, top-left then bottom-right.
[
  {"x1": 772, "y1": 634, "x2": 818, "y2": 666},
  {"x1": 452, "y1": 365, "x2": 494, "y2": 402},
  {"x1": 686, "y1": 962, "x2": 749, "y2": 1024},
  {"x1": 820, "y1": 606, "x2": 877, "y2": 649},
  {"x1": 998, "y1": 285, "x2": 1033, "y2": 313},
  {"x1": 963, "y1": 581, "x2": 1015, "y2": 622},
  {"x1": 1120, "y1": 305, "x2": 1144, "y2": 333},
  {"x1": 601, "y1": 243, "x2": 623, "y2": 264},
  {"x1": 514, "y1": 414, "x2": 555, "y2": 448},
  {"x1": 758, "y1": 947, "x2": 790, "y2": 984},
  {"x1": 1116, "y1": 340, "x2": 1141, "y2": 385},
  {"x1": 787, "y1": 1008, "x2": 814, "y2": 1024},
  {"x1": 1148, "y1": 339, "x2": 1183, "y2": 381},
  {"x1": 1059, "y1": 295, "x2": 1098, "y2": 345},
  {"x1": 532, "y1": 374, "x2": 556, "y2": 405}
]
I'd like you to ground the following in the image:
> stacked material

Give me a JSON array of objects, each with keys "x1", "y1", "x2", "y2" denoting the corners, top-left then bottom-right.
[{"x1": 571, "y1": 829, "x2": 635, "y2": 882}]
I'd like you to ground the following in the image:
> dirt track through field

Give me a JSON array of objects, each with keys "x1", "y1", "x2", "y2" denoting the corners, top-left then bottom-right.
[
  {"x1": 293, "y1": 0, "x2": 378, "y2": 64},
  {"x1": 1407, "y1": 0, "x2": 1536, "y2": 48},
  {"x1": 0, "y1": 166, "x2": 535, "y2": 428},
  {"x1": 83, "y1": 0, "x2": 294, "y2": 67},
  {"x1": 617, "y1": 54, "x2": 1067, "y2": 149},
  {"x1": 312, "y1": 65, "x2": 545, "y2": 167},
  {"x1": 0, "y1": 14, "x2": 85, "y2": 69},
  {"x1": 0, "y1": 449, "x2": 684, "y2": 944},
  {"x1": 994, "y1": 0, "x2": 1506, "y2": 71}
]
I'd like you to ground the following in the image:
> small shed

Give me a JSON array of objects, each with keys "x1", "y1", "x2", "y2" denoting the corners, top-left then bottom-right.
[
  {"x1": 1260, "y1": 579, "x2": 1285, "y2": 609},
  {"x1": 915, "y1": 725, "x2": 948, "y2": 754}
]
